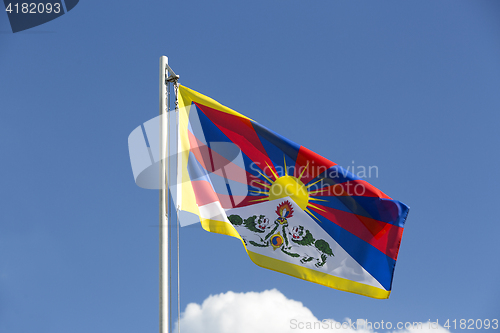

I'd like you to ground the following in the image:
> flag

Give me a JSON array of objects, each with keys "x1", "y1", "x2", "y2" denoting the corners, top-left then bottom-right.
[{"x1": 175, "y1": 85, "x2": 409, "y2": 299}]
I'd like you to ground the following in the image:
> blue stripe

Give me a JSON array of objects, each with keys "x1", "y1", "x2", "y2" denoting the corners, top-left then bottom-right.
[
  {"x1": 193, "y1": 102, "x2": 302, "y2": 187},
  {"x1": 310, "y1": 212, "x2": 396, "y2": 291},
  {"x1": 312, "y1": 196, "x2": 408, "y2": 227},
  {"x1": 252, "y1": 121, "x2": 300, "y2": 177},
  {"x1": 307, "y1": 166, "x2": 361, "y2": 186},
  {"x1": 187, "y1": 151, "x2": 211, "y2": 182},
  {"x1": 192, "y1": 104, "x2": 232, "y2": 144},
  {"x1": 188, "y1": 105, "x2": 276, "y2": 194}
]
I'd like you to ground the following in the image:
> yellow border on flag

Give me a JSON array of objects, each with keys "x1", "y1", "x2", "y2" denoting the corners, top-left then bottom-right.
[
  {"x1": 177, "y1": 84, "x2": 253, "y2": 218},
  {"x1": 201, "y1": 218, "x2": 391, "y2": 299},
  {"x1": 178, "y1": 85, "x2": 253, "y2": 121}
]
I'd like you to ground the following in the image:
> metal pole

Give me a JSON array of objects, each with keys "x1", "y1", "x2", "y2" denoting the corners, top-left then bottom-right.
[{"x1": 159, "y1": 55, "x2": 169, "y2": 333}]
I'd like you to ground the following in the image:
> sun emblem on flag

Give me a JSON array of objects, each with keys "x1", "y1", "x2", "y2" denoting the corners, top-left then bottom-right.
[{"x1": 249, "y1": 156, "x2": 326, "y2": 222}]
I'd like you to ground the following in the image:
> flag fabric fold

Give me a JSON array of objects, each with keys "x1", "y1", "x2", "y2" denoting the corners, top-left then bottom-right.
[{"x1": 175, "y1": 85, "x2": 409, "y2": 299}]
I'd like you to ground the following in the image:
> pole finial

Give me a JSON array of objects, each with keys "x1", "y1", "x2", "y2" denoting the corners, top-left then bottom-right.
[{"x1": 165, "y1": 62, "x2": 179, "y2": 83}]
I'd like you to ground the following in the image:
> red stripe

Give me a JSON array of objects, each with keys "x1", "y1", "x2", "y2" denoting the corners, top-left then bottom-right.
[
  {"x1": 294, "y1": 146, "x2": 336, "y2": 185},
  {"x1": 309, "y1": 205, "x2": 404, "y2": 260},
  {"x1": 309, "y1": 180, "x2": 392, "y2": 199},
  {"x1": 188, "y1": 130, "x2": 211, "y2": 171},
  {"x1": 218, "y1": 194, "x2": 268, "y2": 209},
  {"x1": 195, "y1": 103, "x2": 278, "y2": 181},
  {"x1": 191, "y1": 180, "x2": 219, "y2": 206},
  {"x1": 188, "y1": 130, "x2": 259, "y2": 186},
  {"x1": 191, "y1": 180, "x2": 268, "y2": 209}
]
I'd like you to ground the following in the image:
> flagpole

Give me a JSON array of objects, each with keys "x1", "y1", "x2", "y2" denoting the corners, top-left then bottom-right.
[
  {"x1": 160, "y1": 56, "x2": 180, "y2": 333},
  {"x1": 159, "y1": 56, "x2": 169, "y2": 333}
]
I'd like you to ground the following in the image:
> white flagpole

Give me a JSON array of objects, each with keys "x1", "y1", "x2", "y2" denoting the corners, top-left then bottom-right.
[
  {"x1": 159, "y1": 55, "x2": 169, "y2": 333},
  {"x1": 160, "y1": 55, "x2": 180, "y2": 333}
]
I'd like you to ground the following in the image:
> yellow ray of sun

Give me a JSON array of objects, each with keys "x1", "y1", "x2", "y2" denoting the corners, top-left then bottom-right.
[
  {"x1": 307, "y1": 202, "x2": 326, "y2": 212},
  {"x1": 254, "y1": 182, "x2": 271, "y2": 189},
  {"x1": 249, "y1": 190, "x2": 269, "y2": 195},
  {"x1": 309, "y1": 197, "x2": 329, "y2": 202},
  {"x1": 306, "y1": 178, "x2": 324, "y2": 189},
  {"x1": 305, "y1": 208, "x2": 322, "y2": 223},
  {"x1": 265, "y1": 161, "x2": 279, "y2": 180},
  {"x1": 298, "y1": 162, "x2": 309, "y2": 182},
  {"x1": 256, "y1": 170, "x2": 273, "y2": 184},
  {"x1": 249, "y1": 197, "x2": 270, "y2": 203}
]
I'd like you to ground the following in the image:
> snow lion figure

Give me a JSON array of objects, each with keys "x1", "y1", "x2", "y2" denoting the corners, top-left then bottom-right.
[{"x1": 288, "y1": 225, "x2": 334, "y2": 267}]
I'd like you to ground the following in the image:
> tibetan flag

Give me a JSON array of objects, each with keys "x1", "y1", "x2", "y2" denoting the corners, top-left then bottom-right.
[{"x1": 175, "y1": 85, "x2": 409, "y2": 299}]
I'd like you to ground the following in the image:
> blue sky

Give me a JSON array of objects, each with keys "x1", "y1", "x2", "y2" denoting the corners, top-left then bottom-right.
[{"x1": 1, "y1": 1, "x2": 500, "y2": 332}]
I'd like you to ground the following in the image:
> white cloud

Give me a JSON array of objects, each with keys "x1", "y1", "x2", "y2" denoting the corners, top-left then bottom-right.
[{"x1": 174, "y1": 289, "x2": 451, "y2": 333}]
